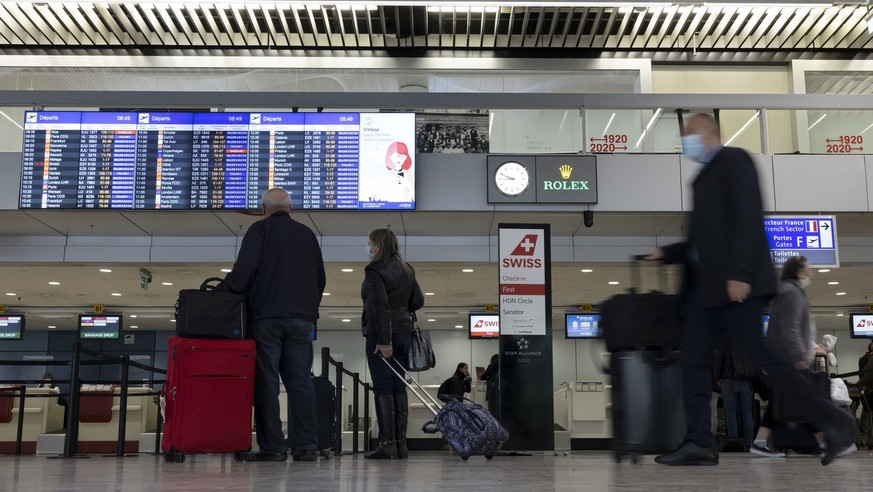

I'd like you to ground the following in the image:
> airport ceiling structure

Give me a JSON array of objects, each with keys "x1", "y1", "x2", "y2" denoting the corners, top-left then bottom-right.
[{"x1": 0, "y1": 0, "x2": 869, "y2": 58}]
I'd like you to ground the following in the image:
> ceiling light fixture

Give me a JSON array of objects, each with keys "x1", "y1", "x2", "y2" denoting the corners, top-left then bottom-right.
[
  {"x1": 836, "y1": 313, "x2": 845, "y2": 317},
  {"x1": 828, "y1": 281, "x2": 839, "y2": 285},
  {"x1": 455, "y1": 325, "x2": 463, "y2": 329},
  {"x1": 323, "y1": 292, "x2": 331, "y2": 296},
  {"x1": 608, "y1": 281, "x2": 620, "y2": 285},
  {"x1": 162, "y1": 282, "x2": 173, "y2": 286},
  {"x1": 462, "y1": 269, "x2": 475, "y2": 273},
  {"x1": 427, "y1": 318, "x2": 436, "y2": 322},
  {"x1": 807, "y1": 113, "x2": 827, "y2": 131},
  {"x1": 341, "y1": 268, "x2": 354, "y2": 273},
  {"x1": 130, "y1": 325, "x2": 138, "y2": 329},
  {"x1": 220, "y1": 268, "x2": 232, "y2": 273},
  {"x1": 581, "y1": 269, "x2": 593, "y2": 273},
  {"x1": 724, "y1": 110, "x2": 761, "y2": 146},
  {"x1": 634, "y1": 107, "x2": 662, "y2": 149},
  {"x1": 48, "y1": 281, "x2": 60, "y2": 286},
  {"x1": 835, "y1": 292, "x2": 847, "y2": 296},
  {"x1": 48, "y1": 325, "x2": 56, "y2": 329},
  {"x1": 818, "y1": 269, "x2": 831, "y2": 273},
  {"x1": 99, "y1": 268, "x2": 112, "y2": 273},
  {"x1": 111, "y1": 292, "x2": 122, "y2": 296},
  {"x1": 341, "y1": 319, "x2": 351, "y2": 322},
  {"x1": 425, "y1": 292, "x2": 435, "y2": 296},
  {"x1": 5, "y1": 293, "x2": 15, "y2": 296},
  {"x1": 130, "y1": 315, "x2": 138, "y2": 318}
]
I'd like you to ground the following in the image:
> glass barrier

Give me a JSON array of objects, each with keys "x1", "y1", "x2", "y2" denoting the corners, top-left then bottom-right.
[
  {"x1": 719, "y1": 109, "x2": 762, "y2": 155},
  {"x1": 489, "y1": 109, "x2": 581, "y2": 153},
  {"x1": 807, "y1": 109, "x2": 872, "y2": 155}
]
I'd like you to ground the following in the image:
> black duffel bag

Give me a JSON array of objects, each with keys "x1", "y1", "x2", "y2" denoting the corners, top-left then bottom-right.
[
  {"x1": 600, "y1": 257, "x2": 681, "y2": 352},
  {"x1": 175, "y1": 277, "x2": 247, "y2": 339}
]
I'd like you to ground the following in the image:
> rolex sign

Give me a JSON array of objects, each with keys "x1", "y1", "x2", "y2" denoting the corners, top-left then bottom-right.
[{"x1": 535, "y1": 156, "x2": 598, "y2": 203}]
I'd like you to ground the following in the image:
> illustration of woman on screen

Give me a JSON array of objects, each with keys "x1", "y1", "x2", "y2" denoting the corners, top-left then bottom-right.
[{"x1": 370, "y1": 141, "x2": 414, "y2": 204}]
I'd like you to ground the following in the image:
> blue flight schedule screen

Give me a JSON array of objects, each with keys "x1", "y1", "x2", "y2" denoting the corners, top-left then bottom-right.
[{"x1": 19, "y1": 111, "x2": 416, "y2": 211}]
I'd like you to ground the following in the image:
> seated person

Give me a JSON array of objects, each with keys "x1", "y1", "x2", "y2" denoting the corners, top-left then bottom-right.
[{"x1": 438, "y1": 363, "x2": 472, "y2": 403}]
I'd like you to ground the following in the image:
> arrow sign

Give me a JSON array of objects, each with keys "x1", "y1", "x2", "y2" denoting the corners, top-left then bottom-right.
[
  {"x1": 589, "y1": 137, "x2": 606, "y2": 142},
  {"x1": 826, "y1": 138, "x2": 841, "y2": 143},
  {"x1": 764, "y1": 215, "x2": 838, "y2": 267},
  {"x1": 614, "y1": 146, "x2": 628, "y2": 151},
  {"x1": 822, "y1": 223, "x2": 829, "y2": 230}
]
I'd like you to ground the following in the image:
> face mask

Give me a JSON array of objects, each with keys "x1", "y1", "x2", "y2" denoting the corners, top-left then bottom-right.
[
  {"x1": 366, "y1": 246, "x2": 374, "y2": 260},
  {"x1": 799, "y1": 277, "x2": 812, "y2": 289},
  {"x1": 681, "y1": 134, "x2": 707, "y2": 162}
]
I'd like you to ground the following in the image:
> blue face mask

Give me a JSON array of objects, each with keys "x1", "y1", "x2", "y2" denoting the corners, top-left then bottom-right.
[
  {"x1": 681, "y1": 134, "x2": 707, "y2": 162},
  {"x1": 367, "y1": 246, "x2": 374, "y2": 260}
]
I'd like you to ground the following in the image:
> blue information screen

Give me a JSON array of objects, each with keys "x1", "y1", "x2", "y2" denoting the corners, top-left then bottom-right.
[
  {"x1": 764, "y1": 216, "x2": 838, "y2": 267},
  {"x1": 565, "y1": 314, "x2": 601, "y2": 338}
]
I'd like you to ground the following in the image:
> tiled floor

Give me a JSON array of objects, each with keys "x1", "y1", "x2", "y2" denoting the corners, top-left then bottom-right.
[{"x1": 1, "y1": 450, "x2": 872, "y2": 491}]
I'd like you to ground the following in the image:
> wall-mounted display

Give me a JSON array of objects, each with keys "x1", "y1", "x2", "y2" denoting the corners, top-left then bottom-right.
[{"x1": 19, "y1": 111, "x2": 415, "y2": 211}]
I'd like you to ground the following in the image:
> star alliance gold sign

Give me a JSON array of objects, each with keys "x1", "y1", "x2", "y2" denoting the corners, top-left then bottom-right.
[{"x1": 543, "y1": 163, "x2": 590, "y2": 191}]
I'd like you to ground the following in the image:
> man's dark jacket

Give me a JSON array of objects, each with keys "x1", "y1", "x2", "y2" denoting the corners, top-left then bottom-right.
[
  {"x1": 222, "y1": 211, "x2": 326, "y2": 322},
  {"x1": 662, "y1": 146, "x2": 777, "y2": 308},
  {"x1": 361, "y1": 256, "x2": 425, "y2": 345}
]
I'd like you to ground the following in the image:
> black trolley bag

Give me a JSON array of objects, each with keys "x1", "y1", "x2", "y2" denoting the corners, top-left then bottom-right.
[
  {"x1": 175, "y1": 277, "x2": 247, "y2": 339},
  {"x1": 601, "y1": 256, "x2": 685, "y2": 463},
  {"x1": 381, "y1": 357, "x2": 508, "y2": 460}
]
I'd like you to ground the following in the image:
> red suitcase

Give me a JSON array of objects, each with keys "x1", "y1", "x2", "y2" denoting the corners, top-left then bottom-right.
[{"x1": 161, "y1": 336, "x2": 256, "y2": 462}]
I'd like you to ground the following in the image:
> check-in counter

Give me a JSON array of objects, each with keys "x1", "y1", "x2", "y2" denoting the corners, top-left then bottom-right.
[
  {"x1": 77, "y1": 385, "x2": 157, "y2": 453},
  {"x1": 0, "y1": 386, "x2": 64, "y2": 454},
  {"x1": 555, "y1": 381, "x2": 612, "y2": 445}
]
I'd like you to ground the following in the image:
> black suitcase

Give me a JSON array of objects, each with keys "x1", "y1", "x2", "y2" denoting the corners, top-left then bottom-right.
[
  {"x1": 600, "y1": 257, "x2": 681, "y2": 352},
  {"x1": 772, "y1": 420, "x2": 821, "y2": 454},
  {"x1": 175, "y1": 277, "x2": 247, "y2": 339},
  {"x1": 312, "y1": 376, "x2": 338, "y2": 457},
  {"x1": 610, "y1": 350, "x2": 685, "y2": 463}
]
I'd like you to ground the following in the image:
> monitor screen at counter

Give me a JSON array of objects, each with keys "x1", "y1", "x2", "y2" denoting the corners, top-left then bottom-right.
[
  {"x1": 565, "y1": 313, "x2": 601, "y2": 339},
  {"x1": 0, "y1": 315, "x2": 24, "y2": 340},
  {"x1": 19, "y1": 111, "x2": 416, "y2": 211},
  {"x1": 851, "y1": 313, "x2": 873, "y2": 338},
  {"x1": 78, "y1": 315, "x2": 122, "y2": 340},
  {"x1": 469, "y1": 313, "x2": 499, "y2": 339}
]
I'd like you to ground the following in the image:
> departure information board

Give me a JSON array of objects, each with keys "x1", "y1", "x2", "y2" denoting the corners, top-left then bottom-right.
[{"x1": 20, "y1": 111, "x2": 416, "y2": 210}]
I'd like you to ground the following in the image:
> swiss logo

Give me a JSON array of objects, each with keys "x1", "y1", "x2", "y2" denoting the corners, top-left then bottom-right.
[
  {"x1": 474, "y1": 319, "x2": 485, "y2": 328},
  {"x1": 510, "y1": 235, "x2": 538, "y2": 256}
]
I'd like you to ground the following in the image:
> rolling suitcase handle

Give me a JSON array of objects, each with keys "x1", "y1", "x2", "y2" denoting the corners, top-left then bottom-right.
[
  {"x1": 379, "y1": 356, "x2": 443, "y2": 417},
  {"x1": 629, "y1": 254, "x2": 668, "y2": 294}
]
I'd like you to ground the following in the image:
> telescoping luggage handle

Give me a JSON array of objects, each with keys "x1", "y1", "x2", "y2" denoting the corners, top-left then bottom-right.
[
  {"x1": 629, "y1": 254, "x2": 668, "y2": 293},
  {"x1": 379, "y1": 356, "x2": 442, "y2": 418}
]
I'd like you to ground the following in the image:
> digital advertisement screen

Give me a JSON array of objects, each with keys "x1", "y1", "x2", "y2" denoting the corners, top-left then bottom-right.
[
  {"x1": 565, "y1": 313, "x2": 601, "y2": 339},
  {"x1": 0, "y1": 315, "x2": 24, "y2": 340},
  {"x1": 19, "y1": 111, "x2": 415, "y2": 211},
  {"x1": 762, "y1": 314, "x2": 769, "y2": 337},
  {"x1": 851, "y1": 313, "x2": 873, "y2": 338},
  {"x1": 469, "y1": 313, "x2": 499, "y2": 339},
  {"x1": 79, "y1": 315, "x2": 122, "y2": 340}
]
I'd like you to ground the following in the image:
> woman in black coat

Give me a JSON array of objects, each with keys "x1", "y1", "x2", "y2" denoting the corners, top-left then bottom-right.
[
  {"x1": 481, "y1": 354, "x2": 500, "y2": 418},
  {"x1": 361, "y1": 228, "x2": 425, "y2": 460}
]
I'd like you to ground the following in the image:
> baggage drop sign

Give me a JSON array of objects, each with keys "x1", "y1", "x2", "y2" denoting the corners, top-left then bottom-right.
[
  {"x1": 498, "y1": 225, "x2": 548, "y2": 336},
  {"x1": 764, "y1": 215, "x2": 838, "y2": 268}
]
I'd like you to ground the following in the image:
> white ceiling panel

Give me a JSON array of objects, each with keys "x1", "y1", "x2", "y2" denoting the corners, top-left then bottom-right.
[
  {"x1": 22, "y1": 211, "x2": 148, "y2": 236},
  {"x1": 0, "y1": 212, "x2": 63, "y2": 236}
]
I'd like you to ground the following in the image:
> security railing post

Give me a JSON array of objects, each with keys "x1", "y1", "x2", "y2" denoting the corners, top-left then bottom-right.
[
  {"x1": 321, "y1": 347, "x2": 330, "y2": 378},
  {"x1": 15, "y1": 385, "x2": 25, "y2": 455},
  {"x1": 352, "y1": 373, "x2": 360, "y2": 454},
  {"x1": 116, "y1": 355, "x2": 130, "y2": 457},
  {"x1": 334, "y1": 361, "x2": 343, "y2": 455},
  {"x1": 63, "y1": 341, "x2": 82, "y2": 457},
  {"x1": 363, "y1": 383, "x2": 371, "y2": 452}
]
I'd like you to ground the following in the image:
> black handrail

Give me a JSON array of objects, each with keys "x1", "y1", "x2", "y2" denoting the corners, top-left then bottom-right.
[{"x1": 320, "y1": 346, "x2": 373, "y2": 455}]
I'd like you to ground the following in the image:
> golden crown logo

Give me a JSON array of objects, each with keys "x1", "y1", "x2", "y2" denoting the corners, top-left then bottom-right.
[{"x1": 559, "y1": 164, "x2": 573, "y2": 180}]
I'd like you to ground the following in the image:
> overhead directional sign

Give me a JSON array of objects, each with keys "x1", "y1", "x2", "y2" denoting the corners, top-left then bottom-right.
[{"x1": 764, "y1": 215, "x2": 838, "y2": 267}]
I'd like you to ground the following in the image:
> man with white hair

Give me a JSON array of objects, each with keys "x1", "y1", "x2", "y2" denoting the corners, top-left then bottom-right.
[{"x1": 222, "y1": 188, "x2": 326, "y2": 462}]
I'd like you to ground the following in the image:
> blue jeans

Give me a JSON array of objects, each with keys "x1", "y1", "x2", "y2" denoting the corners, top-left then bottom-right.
[
  {"x1": 722, "y1": 379, "x2": 755, "y2": 445},
  {"x1": 366, "y1": 333, "x2": 411, "y2": 396},
  {"x1": 251, "y1": 317, "x2": 317, "y2": 455}
]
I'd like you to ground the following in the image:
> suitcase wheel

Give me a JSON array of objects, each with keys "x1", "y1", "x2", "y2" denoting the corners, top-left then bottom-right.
[
  {"x1": 233, "y1": 452, "x2": 254, "y2": 463},
  {"x1": 461, "y1": 455, "x2": 470, "y2": 461},
  {"x1": 165, "y1": 450, "x2": 185, "y2": 463},
  {"x1": 485, "y1": 454, "x2": 494, "y2": 460}
]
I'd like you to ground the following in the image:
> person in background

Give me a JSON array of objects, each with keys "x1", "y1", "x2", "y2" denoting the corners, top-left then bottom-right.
[
  {"x1": 361, "y1": 228, "x2": 425, "y2": 460},
  {"x1": 439, "y1": 363, "x2": 472, "y2": 402},
  {"x1": 647, "y1": 114, "x2": 856, "y2": 466},
  {"x1": 750, "y1": 256, "x2": 828, "y2": 457},
  {"x1": 37, "y1": 372, "x2": 56, "y2": 389},
  {"x1": 481, "y1": 354, "x2": 500, "y2": 418},
  {"x1": 222, "y1": 188, "x2": 326, "y2": 463},
  {"x1": 855, "y1": 341, "x2": 873, "y2": 447}
]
